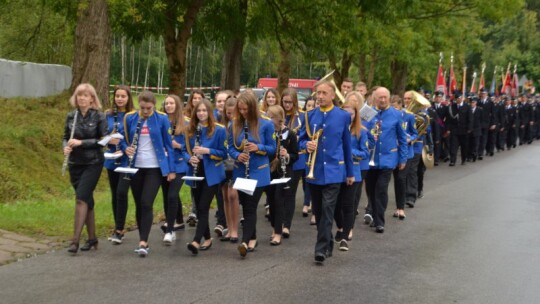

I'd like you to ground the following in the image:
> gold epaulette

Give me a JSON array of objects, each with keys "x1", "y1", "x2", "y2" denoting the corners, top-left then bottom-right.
[
  {"x1": 185, "y1": 116, "x2": 191, "y2": 122},
  {"x1": 215, "y1": 122, "x2": 225, "y2": 128},
  {"x1": 261, "y1": 115, "x2": 271, "y2": 120},
  {"x1": 298, "y1": 109, "x2": 305, "y2": 113},
  {"x1": 156, "y1": 110, "x2": 166, "y2": 115}
]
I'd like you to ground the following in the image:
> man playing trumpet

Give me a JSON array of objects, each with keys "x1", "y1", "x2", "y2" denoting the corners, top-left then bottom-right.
[{"x1": 298, "y1": 80, "x2": 354, "y2": 264}]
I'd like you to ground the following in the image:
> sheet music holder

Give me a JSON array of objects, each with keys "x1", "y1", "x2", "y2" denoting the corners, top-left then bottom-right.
[
  {"x1": 233, "y1": 178, "x2": 258, "y2": 195},
  {"x1": 98, "y1": 133, "x2": 124, "y2": 146},
  {"x1": 104, "y1": 152, "x2": 123, "y2": 159},
  {"x1": 181, "y1": 176, "x2": 205, "y2": 181},
  {"x1": 114, "y1": 167, "x2": 139, "y2": 174},
  {"x1": 359, "y1": 104, "x2": 378, "y2": 122},
  {"x1": 270, "y1": 178, "x2": 291, "y2": 184}
]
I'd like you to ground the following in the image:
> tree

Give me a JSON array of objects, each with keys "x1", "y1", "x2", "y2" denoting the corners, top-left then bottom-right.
[{"x1": 70, "y1": 0, "x2": 111, "y2": 106}]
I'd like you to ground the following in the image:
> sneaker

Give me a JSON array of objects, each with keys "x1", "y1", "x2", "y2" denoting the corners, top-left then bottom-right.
[
  {"x1": 109, "y1": 232, "x2": 124, "y2": 245},
  {"x1": 160, "y1": 223, "x2": 168, "y2": 234},
  {"x1": 417, "y1": 191, "x2": 424, "y2": 199},
  {"x1": 187, "y1": 213, "x2": 198, "y2": 227},
  {"x1": 214, "y1": 225, "x2": 224, "y2": 237},
  {"x1": 334, "y1": 231, "x2": 343, "y2": 243},
  {"x1": 134, "y1": 246, "x2": 149, "y2": 257},
  {"x1": 339, "y1": 240, "x2": 349, "y2": 251},
  {"x1": 163, "y1": 232, "x2": 176, "y2": 245},
  {"x1": 363, "y1": 213, "x2": 373, "y2": 225}
]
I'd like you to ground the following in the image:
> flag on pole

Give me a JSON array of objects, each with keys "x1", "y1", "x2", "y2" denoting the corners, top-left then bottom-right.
[
  {"x1": 448, "y1": 56, "x2": 456, "y2": 97},
  {"x1": 501, "y1": 63, "x2": 512, "y2": 96},
  {"x1": 489, "y1": 66, "x2": 497, "y2": 95},
  {"x1": 511, "y1": 65, "x2": 518, "y2": 97},
  {"x1": 479, "y1": 63, "x2": 486, "y2": 91},
  {"x1": 462, "y1": 66, "x2": 467, "y2": 96},
  {"x1": 436, "y1": 64, "x2": 446, "y2": 95},
  {"x1": 470, "y1": 72, "x2": 477, "y2": 94}
]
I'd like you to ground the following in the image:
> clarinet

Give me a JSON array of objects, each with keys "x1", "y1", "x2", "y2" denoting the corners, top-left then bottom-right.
[
  {"x1": 62, "y1": 110, "x2": 78, "y2": 176},
  {"x1": 192, "y1": 123, "x2": 202, "y2": 188},
  {"x1": 279, "y1": 128, "x2": 290, "y2": 189},
  {"x1": 112, "y1": 106, "x2": 122, "y2": 166},
  {"x1": 243, "y1": 121, "x2": 250, "y2": 179},
  {"x1": 123, "y1": 115, "x2": 143, "y2": 180}
]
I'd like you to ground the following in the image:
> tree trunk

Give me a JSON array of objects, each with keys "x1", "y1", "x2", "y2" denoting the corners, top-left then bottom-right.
[
  {"x1": 220, "y1": 0, "x2": 247, "y2": 91},
  {"x1": 357, "y1": 52, "x2": 366, "y2": 82},
  {"x1": 70, "y1": 0, "x2": 111, "y2": 107},
  {"x1": 367, "y1": 49, "x2": 378, "y2": 88},
  {"x1": 121, "y1": 36, "x2": 126, "y2": 84},
  {"x1": 277, "y1": 45, "x2": 291, "y2": 94},
  {"x1": 144, "y1": 38, "x2": 152, "y2": 89},
  {"x1": 164, "y1": 0, "x2": 205, "y2": 97},
  {"x1": 391, "y1": 60, "x2": 408, "y2": 96},
  {"x1": 339, "y1": 50, "x2": 352, "y2": 85}
]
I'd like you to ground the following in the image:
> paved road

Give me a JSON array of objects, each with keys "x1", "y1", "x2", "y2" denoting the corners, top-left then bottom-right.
[{"x1": 1, "y1": 144, "x2": 540, "y2": 304}]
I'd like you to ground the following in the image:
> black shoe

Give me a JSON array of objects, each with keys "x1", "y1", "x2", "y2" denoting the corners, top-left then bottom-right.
[
  {"x1": 282, "y1": 231, "x2": 290, "y2": 239},
  {"x1": 434, "y1": 162, "x2": 439, "y2": 166},
  {"x1": 315, "y1": 252, "x2": 326, "y2": 264},
  {"x1": 67, "y1": 242, "x2": 79, "y2": 254},
  {"x1": 406, "y1": 201, "x2": 415, "y2": 208},
  {"x1": 220, "y1": 236, "x2": 231, "y2": 242},
  {"x1": 302, "y1": 211, "x2": 309, "y2": 217},
  {"x1": 478, "y1": 156, "x2": 483, "y2": 160},
  {"x1": 247, "y1": 240, "x2": 258, "y2": 252},
  {"x1": 449, "y1": 162, "x2": 455, "y2": 166},
  {"x1": 230, "y1": 237, "x2": 239, "y2": 243},
  {"x1": 417, "y1": 191, "x2": 424, "y2": 199},
  {"x1": 109, "y1": 232, "x2": 124, "y2": 245},
  {"x1": 80, "y1": 239, "x2": 98, "y2": 251},
  {"x1": 369, "y1": 222, "x2": 375, "y2": 228},
  {"x1": 489, "y1": 152, "x2": 494, "y2": 156},
  {"x1": 173, "y1": 223, "x2": 185, "y2": 231},
  {"x1": 461, "y1": 161, "x2": 466, "y2": 165},
  {"x1": 363, "y1": 213, "x2": 373, "y2": 225},
  {"x1": 375, "y1": 226, "x2": 385, "y2": 233},
  {"x1": 187, "y1": 242, "x2": 199, "y2": 255},
  {"x1": 200, "y1": 240, "x2": 213, "y2": 251}
]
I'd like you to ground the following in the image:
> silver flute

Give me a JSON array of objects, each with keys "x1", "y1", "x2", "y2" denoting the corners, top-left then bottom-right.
[{"x1": 62, "y1": 110, "x2": 78, "y2": 176}]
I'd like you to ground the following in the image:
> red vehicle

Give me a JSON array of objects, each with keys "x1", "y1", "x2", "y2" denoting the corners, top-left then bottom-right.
[{"x1": 257, "y1": 78, "x2": 317, "y2": 96}]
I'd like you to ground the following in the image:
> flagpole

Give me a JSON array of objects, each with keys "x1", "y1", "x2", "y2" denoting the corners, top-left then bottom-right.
[{"x1": 462, "y1": 65, "x2": 467, "y2": 98}]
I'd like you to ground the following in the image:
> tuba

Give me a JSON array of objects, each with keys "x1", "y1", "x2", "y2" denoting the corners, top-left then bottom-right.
[
  {"x1": 407, "y1": 91, "x2": 431, "y2": 143},
  {"x1": 315, "y1": 70, "x2": 346, "y2": 105}
]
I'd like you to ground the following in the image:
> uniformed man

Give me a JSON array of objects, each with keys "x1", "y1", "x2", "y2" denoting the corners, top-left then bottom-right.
[
  {"x1": 468, "y1": 96, "x2": 483, "y2": 161},
  {"x1": 504, "y1": 97, "x2": 517, "y2": 150},
  {"x1": 432, "y1": 91, "x2": 448, "y2": 164},
  {"x1": 445, "y1": 92, "x2": 473, "y2": 166},
  {"x1": 477, "y1": 89, "x2": 496, "y2": 159},
  {"x1": 298, "y1": 80, "x2": 354, "y2": 264},
  {"x1": 364, "y1": 87, "x2": 408, "y2": 233}
]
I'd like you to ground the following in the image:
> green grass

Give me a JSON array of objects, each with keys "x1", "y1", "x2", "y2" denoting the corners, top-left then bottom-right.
[{"x1": 0, "y1": 92, "x2": 207, "y2": 240}]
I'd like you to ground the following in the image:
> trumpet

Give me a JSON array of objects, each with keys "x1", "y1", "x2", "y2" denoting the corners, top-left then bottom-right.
[
  {"x1": 243, "y1": 121, "x2": 250, "y2": 178},
  {"x1": 123, "y1": 116, "x2": 143, "y2": 180},
  {"x1": 369, "y1": 120, "x2": 382, "y2": 166},
  {"x1": 62, "y1": 109, "x2": 79, "y2": 176},
  {"x1": 306, "y1": 124, "x2": 323, "y2": 180},
  {"x1": 192, "y1": 123, "x2": 202, "y2": 188}
]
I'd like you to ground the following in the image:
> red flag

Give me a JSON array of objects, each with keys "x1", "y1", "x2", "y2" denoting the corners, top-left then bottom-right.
[
  {"x1": 511, "y1": 70, "x2": 518, "y2": 97},
  {"x1": 449, "y1": 64, "x2": 456, "y2": 97},
  {"x1": 435, "y1": 64, "x2": 446, "y2": 95},
  {"x1": 501, "y1": 70, "x2": 512, "y2": 96}
]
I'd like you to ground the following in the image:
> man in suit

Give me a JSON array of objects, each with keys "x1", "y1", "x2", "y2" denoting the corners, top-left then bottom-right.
[
  {"x1": 468, "y1": 97, "x2": 483, "y2": 161},
  {"x1": 495, "y1": 96, "x2": 507, "y2": 151},
  {"x1": 477, "y1": 89, "x2": 496, "y2": 159},
  {"x1": 504, "y1": 97, "x2": 517, "y2": 150},
  {"x1": 432, "y1": 91, "x2": 447, "y2": 164},
  {"x1": 445, "y1": 92, "x2": 473, "y2": 166}
]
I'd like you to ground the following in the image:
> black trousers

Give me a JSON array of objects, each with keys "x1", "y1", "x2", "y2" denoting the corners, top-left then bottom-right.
[
  {"x1": 161, "y1": 174, "x2": 185, "y2": 233},
  {"x1": 108, "y1": 169, "x2": 130, "y2": 231},
  {"x1": 405, "y1": 154, "x2": 421, "y2": 204},
  {"x1": 393, "y1": 164, "x2": 407, "y2": 209},
  {"x1": 334, "y1": 182, "x2": 359, "y2": 241},
  {"x1": 69, "y1": 163, "x2": 102, "y2": 209},
  {"x1": 469, "y1": 134, "x2": 480, "y2": 159},
  {"x1": 239, "y1": 187, "x2": 264, "y2": 244},
  {"x1": 355, "y1": 170, "x2": 368, "y2": 214},
  {"x1": 497, "y1": 129, "x2": 507, "y2": 150},
  {"x1": 365, "y1": 169, "x2": 392, "y2": 227},
  {"x1": 479, "y1": 127, "x2": 489, "y2": 156},
  {"x1": 417, "y1": 157, "x2": 426, "y2": 193},
  {"x1": 309, "y1": 183, "x2": 340, "y2": 256},
  {"x1": 131, "y1": 168, "x2": 162, "y2": 242},
  {"x1": 507, "y1": 126, "x2": 517, "y2": 148},
  {"x1": 450, "y1": 133, "x2": 469, "y2": 163},
  {"x1": 487, "y1": 128, "x2": 497, "y2": 154},
  {"x1": 215, "y1": 186, "x2": 227, "y2": 228},
  {"x1": 192, "y1": 180, "x2": 219, "y2": 243}
]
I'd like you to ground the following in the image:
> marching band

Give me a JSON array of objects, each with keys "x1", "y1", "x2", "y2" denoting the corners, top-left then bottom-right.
[{"x1": 62, "y1": 81, "x2": 540, "y2": 264}]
